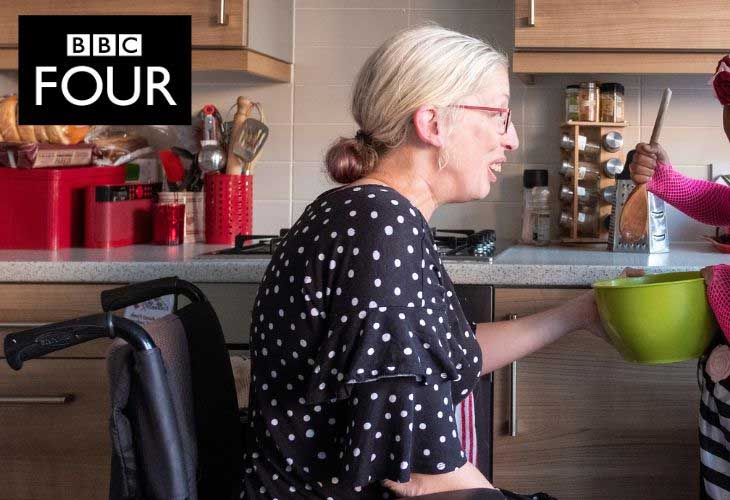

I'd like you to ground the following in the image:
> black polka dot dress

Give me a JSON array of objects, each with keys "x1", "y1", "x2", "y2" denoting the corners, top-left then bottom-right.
[{"x1": 242, "y1": 184, "x2": 483, "y2": 499}]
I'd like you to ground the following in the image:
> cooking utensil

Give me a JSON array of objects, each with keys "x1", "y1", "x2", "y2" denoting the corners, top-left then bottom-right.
[
  {"x1": 619, "y1": 88, "x2": 672, "y2": 244},
  {"x1": 197, "y1": 113, "x2": 227, "y2": 173},
  {"x1": 592, "y1": 271, "x2": 717, "y2": 364},
  {"x1": 233, "y1": 118, "x2": 269, "y2": 175},
  {"x1": 225, "y1": 97, "x2": 256, "y2": 175},
  {"x1": 158, "y1": 149, "x2": 185, "y2": 191}
]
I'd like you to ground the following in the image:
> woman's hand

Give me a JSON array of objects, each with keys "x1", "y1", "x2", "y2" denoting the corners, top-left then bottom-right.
[
  {"x1": 382, "y1": 461, "x2": 494, "y2": 497},
  {"x1": 630, "y1": 142, "x2": 671, "y2": 185},
  {"x1": 580, "y1": 267, "x2": 646, "y2": 342}
]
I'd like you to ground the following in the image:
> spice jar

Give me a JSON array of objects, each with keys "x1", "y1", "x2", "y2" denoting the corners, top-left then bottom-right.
[
  {"x1": 602, "y1": 131, "x2": 624, "y2": 152},
  {"x1": 603, "y1": 158, "x2": 624, "y2": 178},
  {"x1": 559, "y1": 210, "x2": 595, "y2": 233},
  {"x1": 565, "y1": 85, "x2": 580, "y2": 122},
  {"x1": 559, "y1": 184, "x2": 596, "y2": 204},
  {"x1": 560, "y1": 133, "x2": 601, "y2": 156},
  {"x1": 560, "y1": 160, "x2": 600, "y2": 183},
  {"x1": 578, "y1": 82, "x2": 598, "y2": 122},
  {"x1": 600, "y1": 83, "x2": 625, "y2": 123},
  {"x1": 601, "y1": 185, "x2": 616, "y2": 204}
]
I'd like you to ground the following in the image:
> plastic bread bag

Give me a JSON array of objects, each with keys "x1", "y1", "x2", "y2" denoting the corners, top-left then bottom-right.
[{"x1": 85, "y1": 125, "x2": 197, "y2": 164}]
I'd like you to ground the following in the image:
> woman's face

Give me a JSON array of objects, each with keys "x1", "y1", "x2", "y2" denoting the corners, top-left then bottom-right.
[{"x1": 439, "y1": 68, "x2": 519, "y2": 202}]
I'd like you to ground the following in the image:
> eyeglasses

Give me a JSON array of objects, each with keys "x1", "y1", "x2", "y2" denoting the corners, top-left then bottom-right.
[{"x1": 449, "y1": 105, "x2": 511, "y2": 135}]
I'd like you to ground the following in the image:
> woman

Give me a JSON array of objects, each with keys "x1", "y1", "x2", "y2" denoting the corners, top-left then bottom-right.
[{"x1": 242, "y1": 25, "x2": 605, "y2": 499}]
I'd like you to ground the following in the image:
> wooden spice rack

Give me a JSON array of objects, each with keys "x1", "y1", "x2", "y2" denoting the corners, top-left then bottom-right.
[{"x1": 560, "y1": 121, "x2": 628, "y2": 244}]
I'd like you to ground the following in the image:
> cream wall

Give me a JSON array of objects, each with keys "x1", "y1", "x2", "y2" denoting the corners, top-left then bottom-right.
[{"x1": 2, "y1": 1, "x2": 729, "y2": 246}]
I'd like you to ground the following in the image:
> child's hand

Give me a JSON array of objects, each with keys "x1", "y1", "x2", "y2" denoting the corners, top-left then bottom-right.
[{"x1": 630, "y1": 142, "x2": 671, "y2": 185}]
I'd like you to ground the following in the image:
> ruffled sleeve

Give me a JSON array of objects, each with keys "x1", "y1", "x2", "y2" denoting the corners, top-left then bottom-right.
[{"x1": 303, "y1": 304, "x2": 476, "y2": 404}]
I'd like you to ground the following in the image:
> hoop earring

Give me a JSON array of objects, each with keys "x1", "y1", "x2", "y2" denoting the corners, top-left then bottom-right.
[{"x1": 438, "y1": 153, "x2": 447, "y2": 170}]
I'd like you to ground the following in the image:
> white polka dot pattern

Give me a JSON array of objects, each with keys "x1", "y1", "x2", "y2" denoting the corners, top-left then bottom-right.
[{"x1": 242, "y1": 184, "x2": 482, "y2": 499}]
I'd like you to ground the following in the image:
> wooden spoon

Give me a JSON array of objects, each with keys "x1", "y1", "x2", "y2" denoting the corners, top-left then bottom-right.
[{"x1": 619, "y1": 88, "x2": 672, "y2": 244}]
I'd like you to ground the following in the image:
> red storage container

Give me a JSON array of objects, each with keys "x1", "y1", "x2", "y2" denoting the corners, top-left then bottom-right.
[{"x1": 0, "y1": 166, "x2": 126, "y2": 249}]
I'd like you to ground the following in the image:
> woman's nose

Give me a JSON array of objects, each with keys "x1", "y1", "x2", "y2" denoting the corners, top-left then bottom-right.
[{"x1": 503, "y1": 121, "x2": 519, "y2": 151}]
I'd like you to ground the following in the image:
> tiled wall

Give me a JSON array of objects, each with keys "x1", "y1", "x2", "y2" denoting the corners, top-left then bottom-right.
[{"x1": 3, "y1": 1, "x2": 730, "y2": 246}]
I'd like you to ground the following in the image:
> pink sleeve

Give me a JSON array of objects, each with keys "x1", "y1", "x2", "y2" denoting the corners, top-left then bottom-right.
[
  {"x1": 647, "y1": 162, "x2": 730, "y2": 226},
  {"x1": 708, "y1": 265, "x2": 730, "y2": 343}
]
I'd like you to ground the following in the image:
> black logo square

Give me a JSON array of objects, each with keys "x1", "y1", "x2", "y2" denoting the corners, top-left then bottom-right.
[{"x1": 18, "y1": 15, "x2": 191, "y2": 125}]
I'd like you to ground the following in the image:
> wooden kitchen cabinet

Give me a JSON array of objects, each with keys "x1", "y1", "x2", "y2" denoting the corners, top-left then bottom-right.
[
  {"x1": 0, "y1": 283, "x2": 119, "y2": 500},
  {"x1": 492, "y1": 288, "x2": 699, "y2": 500},
  {"x1": 0, "y1": 0, "x2": 292, "y2": 81},
  {"x1": 513, "y1": 0, "x2": 730, "y2": 75}
]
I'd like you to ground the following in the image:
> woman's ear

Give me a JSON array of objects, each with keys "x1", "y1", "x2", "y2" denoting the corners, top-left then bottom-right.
[{"x1": 412, "y1": 106, "x2": 444, "y2": 148}]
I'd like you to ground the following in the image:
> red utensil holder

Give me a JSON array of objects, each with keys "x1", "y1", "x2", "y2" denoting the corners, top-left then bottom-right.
[{"x1": 205, "y1": 174, "x2": 253, "y2": 245}]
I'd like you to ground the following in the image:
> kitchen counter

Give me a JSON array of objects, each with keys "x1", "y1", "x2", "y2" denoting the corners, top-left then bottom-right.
[{"x1": 0, "y1": 242, "x2": 727, "y2": 286}]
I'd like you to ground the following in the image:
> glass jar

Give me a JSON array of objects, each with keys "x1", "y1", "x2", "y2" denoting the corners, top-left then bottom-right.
[
  {"x1": 559, "y1": 185, "x2": 595, "y2": 204},
  {"x1": 600, "y1": 82, "x2": 625, "y2": 123},
  {"x1": 560, "y1": 210, "x2": 595, "y2": 233},
  {"x1": 603, "y1": 158, "x2": 624, "y2": 178},
  {"x1": 601, "y1": 185, "x2": 616, "y2": 204},
  {"x1": 578, "y1": 82, "x2": 598, "y2": 122},
  {"x1": 520, "y1": 170, "x2": 552, "y2": 246},
  {"x1": 560, "y1": 133, "x2": 601, "y2": 157},
  {"x1": 560, "y1": 160, "x2": 600, "y2": 183},
  {"x1": 565, "y1": 85, "x2": 580, "y2": 122}
]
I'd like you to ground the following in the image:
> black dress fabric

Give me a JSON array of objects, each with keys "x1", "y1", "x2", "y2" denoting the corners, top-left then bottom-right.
[{"x1": 242, "y1": 184, "x2": 484, "y2": 499}]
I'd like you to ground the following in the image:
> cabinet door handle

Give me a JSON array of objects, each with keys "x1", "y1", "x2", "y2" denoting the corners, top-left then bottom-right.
[
  {"x1": 528, "y1": 0, "x2": 536, "y2": 27},
  {"x1": 506, "y1": 313, "x2": 519, "y2": 436},
  {"x1": 215, "y1": 0, "x2": 230, "y2": 26},
  {"x1": 0, "y1": 395, "x2": 74, "y2": 405}
]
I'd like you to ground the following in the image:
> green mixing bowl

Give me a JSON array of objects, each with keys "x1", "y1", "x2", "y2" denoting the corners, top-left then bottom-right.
[{"x1": 592, "y1": 271, "x2": 718, "y2": 364}]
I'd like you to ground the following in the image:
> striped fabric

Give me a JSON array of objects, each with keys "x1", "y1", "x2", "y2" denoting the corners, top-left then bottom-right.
[
  {"x1": 455, "y1": 391, "x2": 478, "y2": 465},
  {"x1": 698, "y1": 356, "x2": 730, "y2": 499}
]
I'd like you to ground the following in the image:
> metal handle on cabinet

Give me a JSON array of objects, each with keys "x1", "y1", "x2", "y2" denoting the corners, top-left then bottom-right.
[
  {"x1": 0, "y1": 394, "x2": 74, "y2": 405},
  {"x1": 528, "y1": 0, "x2": 536, "y2": 26},
  {"x1": 215, "y1": 0, "x2": 230, "y2": 26},
  {"x1": 507, "y1": 313, "x2": 518, "y2": 437}
]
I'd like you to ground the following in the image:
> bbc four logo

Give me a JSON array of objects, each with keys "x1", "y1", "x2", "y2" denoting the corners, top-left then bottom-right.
[{"x1": 19, "y1": 16, "x2": 191, "y2": 125}]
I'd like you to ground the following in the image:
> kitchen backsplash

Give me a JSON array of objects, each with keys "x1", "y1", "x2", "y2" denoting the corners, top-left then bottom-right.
[{"x1": 2, "y1": 1, "x2": 730, "y2": 245}]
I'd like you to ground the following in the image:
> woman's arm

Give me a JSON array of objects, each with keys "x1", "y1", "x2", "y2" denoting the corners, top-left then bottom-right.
[
  {"x1": 475, "y1": 291, "x2": 599, "y2": 374},
  {"x1": 648, "y1": 162, "x2": 730, "y2": 227}
]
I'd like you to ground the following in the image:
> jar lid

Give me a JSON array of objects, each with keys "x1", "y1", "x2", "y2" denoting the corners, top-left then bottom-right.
[
  {"x1": 523, "y1": 169, "x2": 548, "y2": 188},
  {"x1": 600, "y1": 82, "x2": 624, "y2": 93},
  {"x1": 566, "y1": 84, "x2": 579, "y2": 89},
  {"x1": 580, "y1": 82, "x2": 596, "y2": 88}
]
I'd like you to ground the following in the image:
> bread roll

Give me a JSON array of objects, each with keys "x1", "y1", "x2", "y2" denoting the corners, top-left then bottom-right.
[
  {"x1": 34, "y1": 125, "x2": 49, "y2": 143},
  {"x1": 45, "y1": 125, "x2": 69, "y2": 145},
  {"x1": 0, "y1": 95, "x2": 21, "y2": 143},
  {"x1": 17, "y1": 124, "x2": 36, "y2": 143}
]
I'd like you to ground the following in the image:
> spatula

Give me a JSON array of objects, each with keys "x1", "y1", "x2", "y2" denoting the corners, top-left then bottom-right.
[
  {"x1": 233, "y1": 117, "x2": 269, "y2": 175},
  {"x1": 619, "y1": 88, "x2": 672, "y2": 244}
]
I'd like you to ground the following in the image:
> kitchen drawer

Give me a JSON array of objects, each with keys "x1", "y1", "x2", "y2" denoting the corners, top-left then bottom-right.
[
  {"x1": 493, "y1": 288, "x2": 699, "y2": 499},
  {"x1": 0, "y1": 284, "x2": 121, "y2": 359},
  {"x1": 0, "y1": 359, "x2": 110, "y2": 500}
]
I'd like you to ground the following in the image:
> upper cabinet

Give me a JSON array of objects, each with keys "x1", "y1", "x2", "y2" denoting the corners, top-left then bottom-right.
[
  {"x1": 513, "y1": 0, "x2": 730, "y2": 75},
  {"x1": 0, "y1": 0, "x2": 292, "y2": 82}
]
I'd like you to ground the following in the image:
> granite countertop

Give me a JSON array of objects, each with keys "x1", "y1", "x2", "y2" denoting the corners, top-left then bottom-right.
[{"x1": 0, "y1": 242, "x2": 727, "y2": 286}]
